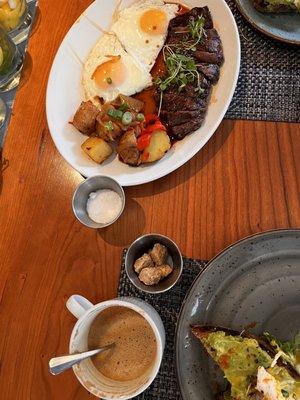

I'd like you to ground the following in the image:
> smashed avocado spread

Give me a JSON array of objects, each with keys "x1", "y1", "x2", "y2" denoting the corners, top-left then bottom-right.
[
  {"x1": 264, "y1": 0, "x2": 300, "y2": 11},
  {"x1": 201, "y1": 331, "x2": 300, "y2": 400}
]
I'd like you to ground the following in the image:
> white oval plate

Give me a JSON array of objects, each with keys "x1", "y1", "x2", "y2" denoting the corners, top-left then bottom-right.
[{"x1": 46, "y1": 0, "x2": 240, "y2": 186}]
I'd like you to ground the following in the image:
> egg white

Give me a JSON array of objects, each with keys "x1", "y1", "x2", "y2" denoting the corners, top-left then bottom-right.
[
  {"x1": 256, "y1": 367, "x2": 295, "y2": 400},
  {"x1": 111, "y1": 0, "x2": 178, "y2": 71},
  {"x1": 82, "y1": 33, "x2": 152, "y2": 103}
]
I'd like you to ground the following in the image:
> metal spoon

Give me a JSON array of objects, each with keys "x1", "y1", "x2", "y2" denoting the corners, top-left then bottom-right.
[{"x1": 49, "y1": 343, "x2": 115, "y2": 375}]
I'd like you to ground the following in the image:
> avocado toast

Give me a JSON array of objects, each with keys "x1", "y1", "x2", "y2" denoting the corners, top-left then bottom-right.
[
  {"x1": 252, "y1": 0, "x2": 300, "y2": 13},
  {"x1": 192, "y1": 326, "x2": 300, "y2": 400}
]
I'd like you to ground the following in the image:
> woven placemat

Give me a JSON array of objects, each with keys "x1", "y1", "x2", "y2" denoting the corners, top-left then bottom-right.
[
  {"x1": 117, "y1": 253, "x2": 207, "y2": 399},
  {"x1": 223, "y1": 0, "x2": 299, "y2": 122}
]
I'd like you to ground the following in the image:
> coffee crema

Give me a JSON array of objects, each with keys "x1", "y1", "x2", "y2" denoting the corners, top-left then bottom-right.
[{"x1": 88, "y1": 306, "x2": 157, "y2": 382}]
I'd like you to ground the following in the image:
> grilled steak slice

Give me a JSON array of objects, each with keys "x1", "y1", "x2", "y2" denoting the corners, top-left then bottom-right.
[
  {"x1": 159, "y1": 92, "x2": 209, "y2": 111},
  {"x1": 157, "y1": 79, "x2": 211, "y2": 109},
  {"x1": 197, "y1": 63, "x2": 220, "y2": 83},
  {"x1": 167, "y1": 28, "x2": 189, "y2": 46},
  {"x1": 169, "y1": 117, "x2": 204, "y2": 140},
  {"x1": 169, "y1": 6, "x2": 213, "y2": 30},
  {"x1": 167, "y1": 9, "x2": 217, "y2": 47},
  {"x1": 72, "y1": 101, "x2": 100, "y2": 136},
  {"x1": 196, "y1": 29, "x2": 223, "y2": 54},
  {"x1": 167, "y1": 22, "x2": 223, "y2": 65},
  {"x1": 194, "y1": 50, "x2": 224, "y2": 65},
  {"x1": 184, "y1": 82, "x2": 211, "y2": 99},
  {"x1": 160, "y1": 110, "x2": 206, "y2": 127},
  {"x1": 155, "y1": 7, "x2": 223, "y2": 139}
]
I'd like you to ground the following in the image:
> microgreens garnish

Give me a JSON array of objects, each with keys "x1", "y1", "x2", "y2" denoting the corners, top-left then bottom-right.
[
  {"x1": 182, "y1": 15, "x2": 206, "y2": 52},
  {"x1": 173, "y1": 16, "x2": 206, "y2": 52},
  {"x1": 188, "y1": 16, "x2": 206, "y2": 43},
  {"x1": 155, "y1": 16, "x2": 206, "y2": 98},
  {"x1": 155, "y1": 46, "x2": 204, "y2": 93}
]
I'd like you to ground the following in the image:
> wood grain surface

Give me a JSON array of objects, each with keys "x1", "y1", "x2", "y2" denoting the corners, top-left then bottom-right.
[{"x1": 0, "y1": 0, "x2": 299, "y2": 398}]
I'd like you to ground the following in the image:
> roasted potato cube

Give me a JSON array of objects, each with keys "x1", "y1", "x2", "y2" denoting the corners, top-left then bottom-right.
[
  {"x1": 149, "y1": 243, "x2": 168, "y2": 265},
  {"x1": 142, "y1": 130, "x2": 171, "y2": 163},
  {"x1": 134, "y1": 253, "x2": 154, "y2": 274},
  {"x1": 96, "y1": 117, "x2": 122, "y2": 142},
  {"x1": 112, "y1": 94, "x2": 144, "y2": 113},
  {"x1": 72, "y1": 101, "x2": 100, "y2": 136},
  {"x1": 139, "y1": 264, "x2": 173, "y2": 286},
  {"x1": 117, "y1": 129, "x2": 141, "y2": 166},
  {"x1": 81, "y1": 137, "x2": 113, "y2": 164}
]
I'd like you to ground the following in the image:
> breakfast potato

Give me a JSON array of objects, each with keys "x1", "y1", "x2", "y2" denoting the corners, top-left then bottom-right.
[
  {"x1": 81, "y1": 137, "x2": 113, "y2": 164},
  {"x1": 117, "y1": 129, "x2": 141, "y2": 166},
  {"x1": 142, "y1": 130, "x2": 171, "y2": 163}
]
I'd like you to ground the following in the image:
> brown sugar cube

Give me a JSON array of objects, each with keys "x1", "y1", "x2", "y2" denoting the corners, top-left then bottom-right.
[
  {"x1": 158, "y1": 264, "x2": 173, "y2": 279},
  {"x1": 139, "y1": 264, "x2": 173, "y2": 286},
  {"x1": 134, "y1": 253, "x2": 154, "y2": 274},
  {"x1": 149, "y1": 243, "x2": 168, "y2": 266}
]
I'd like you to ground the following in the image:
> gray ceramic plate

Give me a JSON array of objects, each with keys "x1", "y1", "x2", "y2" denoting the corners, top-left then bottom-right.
[
  {"x1": 236, "y1": 0, "x2": 300, "y2": 44},
  {"x1": 176, "y1": 229, "x2": 300, "y2": 400}
]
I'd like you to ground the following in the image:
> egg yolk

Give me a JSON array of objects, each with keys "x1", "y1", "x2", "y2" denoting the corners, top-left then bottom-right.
[
  {"x1": 92, "y1": 56, "x2": 126, "y2": 90},
  {"x1": 139, "y1": 9, "x2": 167, "y2": 36}
]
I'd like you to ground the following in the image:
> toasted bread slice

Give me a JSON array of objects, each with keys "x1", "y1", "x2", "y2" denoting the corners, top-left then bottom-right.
[
  {"x1": 191, "y1": 326, "x2": 300, "y2": 400},
  {"x1": 252, "y1": 0, "x2": 298, "y2": 13},
  {"x1": 192, "y1": 325, "x2": 299, "y2": 378}
]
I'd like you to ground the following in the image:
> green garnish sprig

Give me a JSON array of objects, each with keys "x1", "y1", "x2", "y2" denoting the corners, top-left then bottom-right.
[
  {"x1": 188, "y1": 16, "x2": 206, "y2": 48},
  {"x1": 172, "y1": 16, "x2": 206, "y2": 53},
  {"x1": 155, "y1": 46, "x2": 203, "y2": 93},
  {"x1": 104, "y1": 120, "x2": 114, "y2": 131},
  {"x1": 263, "y1": 331, "x2": 300, "y2": 374},
  {"x1": 155, "y1": 16, "x2": 206, "y2": 96}
]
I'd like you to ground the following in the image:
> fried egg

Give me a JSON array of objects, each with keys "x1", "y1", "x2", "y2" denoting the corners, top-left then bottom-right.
[
  {"x1": 82, "y1": 33, "x2": 152, "y2": 103},
  {"x1": 257, "y1": 367, "x2": 280, "y2": 400},
  {"x1": 256, "y1": 367, "x2": 296, "y2": 400},
  {"x1": 111, "y1": 0, "x2": 178, "y2": 71}
]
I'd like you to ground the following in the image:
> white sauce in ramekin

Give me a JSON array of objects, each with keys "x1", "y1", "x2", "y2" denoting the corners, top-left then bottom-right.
[{"x1": 86, "y1": 189, "x2": 122, "y2": 224}]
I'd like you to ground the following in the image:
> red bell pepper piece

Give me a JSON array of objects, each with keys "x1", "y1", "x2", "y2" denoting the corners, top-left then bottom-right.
[
  {"x1": 145, "y1": 114, "x2": 159, "y2": 124},
  {"x1": 137, "y1": 133, "x2": 151, "y2": 151},
  {"x1": 143, "y1": 114, "x2": 167, "y2": 134}
]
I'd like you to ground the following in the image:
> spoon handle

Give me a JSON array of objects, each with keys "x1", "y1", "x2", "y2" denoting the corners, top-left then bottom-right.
[{"x1": 49, "y1": 349, "x2": 101, "y2": 375}]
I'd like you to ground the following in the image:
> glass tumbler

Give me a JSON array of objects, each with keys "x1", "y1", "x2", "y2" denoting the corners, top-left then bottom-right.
[
  {"x1": 0, "y1": 0, "x2": 31, "y2": 44},
  {"x1": 0, "y1": 27, "x2": 23, "y2": 91}
]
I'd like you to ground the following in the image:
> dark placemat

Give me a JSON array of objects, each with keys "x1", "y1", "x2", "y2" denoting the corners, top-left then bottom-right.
[
  {"x1": 117, "y1": 252, "x2": 207, "y2": 399},
  {"x1": 224, "y1": 0, "x2": 299, "y2": 122}
]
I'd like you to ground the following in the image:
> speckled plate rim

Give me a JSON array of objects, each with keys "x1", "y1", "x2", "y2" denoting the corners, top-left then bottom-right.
[
  {"x1": 235, "y1": 0, "x2": 300, "y2": 45},
  {"x1": 175, "y1": 228, "x2": 300, "y2": 399}
]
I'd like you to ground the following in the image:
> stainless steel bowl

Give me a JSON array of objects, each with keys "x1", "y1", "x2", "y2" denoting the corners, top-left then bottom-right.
[
  {"x1": 72, "y1": 175, "x2": 125, "y2": 229},
  {"x1": 125, "y1": 234, "x2": 183, "y2": 294}
]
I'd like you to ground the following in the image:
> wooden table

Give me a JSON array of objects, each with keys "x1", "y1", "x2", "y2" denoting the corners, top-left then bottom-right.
[{"x1": 0, "y1": 0, "x2": 299, "y2": 398}]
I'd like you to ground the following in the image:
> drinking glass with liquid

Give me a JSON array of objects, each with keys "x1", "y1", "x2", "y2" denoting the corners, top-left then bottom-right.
[
  {"x1": 0, "y1": 27, "x2": 23, "y2": 91},
  {"x1": 0, "y1": 0, "x2": 30, "y2": 44}
]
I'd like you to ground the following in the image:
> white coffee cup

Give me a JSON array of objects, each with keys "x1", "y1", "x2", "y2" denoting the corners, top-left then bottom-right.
[{"x1": 66, "y1": 295, "x2": 165, "y2": 399}]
